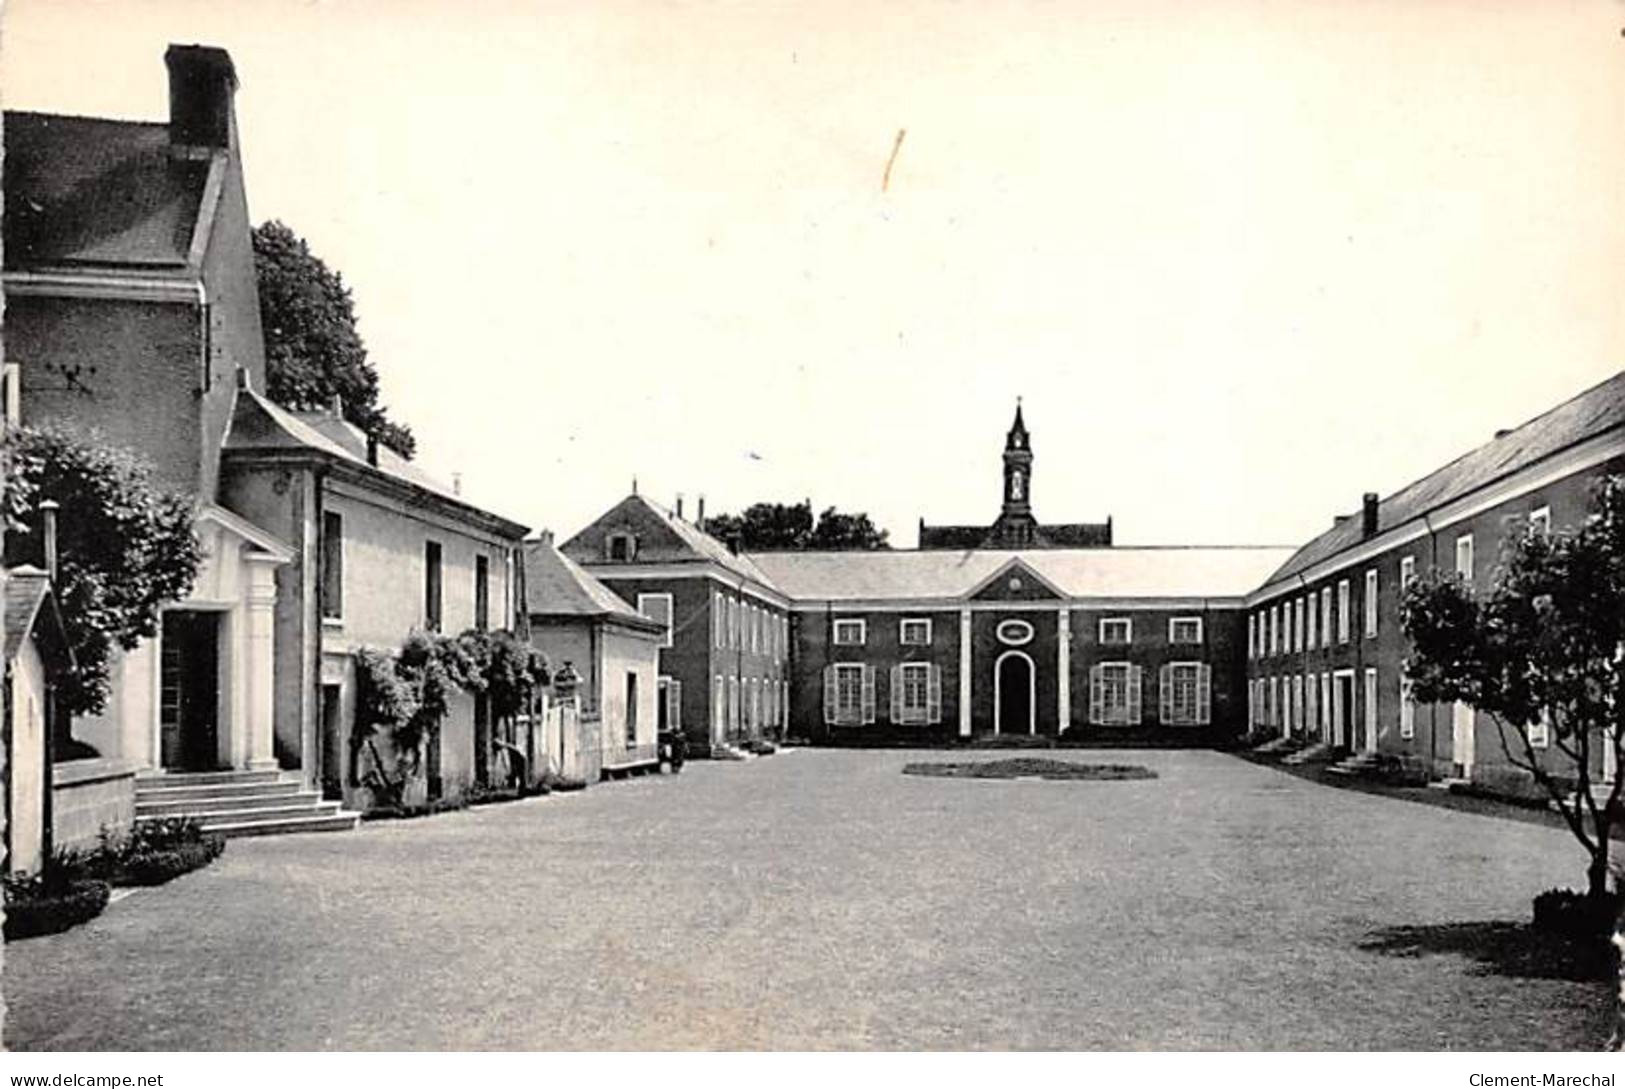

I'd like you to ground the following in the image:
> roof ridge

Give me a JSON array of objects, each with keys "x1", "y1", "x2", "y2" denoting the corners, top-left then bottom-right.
[{"x1": 4, "y1": 109, "x2": 166, "y2": 128}]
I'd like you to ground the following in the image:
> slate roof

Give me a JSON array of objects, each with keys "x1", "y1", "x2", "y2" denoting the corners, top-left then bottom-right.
[
  {"x1": 223, "y1": 388, "x2": 529, "y2": 537},
  {"x1": 3, "y1": 112, "x2": 209, "y2": 270},
  {"x1": 522, "y1": 539, "x2": 663, "y2": 630},
  {"x1": 1266, "y1": 369, "x2": 1625, "y2": 585},
  {"x1": 565, "y1": 494, "x2": 779, "y2": 590},
  {"x1": 918, "y1": 520, "x2": 1113, "y2": 549},
  {"x1": 3, "y1": 567, "x2": 73, "y2": 669},
  {"x1": 749, "y1": 546, "x2": 1294, "y2": 603}
]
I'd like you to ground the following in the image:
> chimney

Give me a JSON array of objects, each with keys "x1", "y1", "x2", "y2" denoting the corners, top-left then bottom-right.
[
  {"x1": 165, "y1": 44, "x2": 238, "y2": 149},
  {"x1": 727, "y1": 533, "x2": 741, "y2": 556},
  {"x1": 366, "y1": 433, "x2": 379, "y2": 467},
  {"x1": 452, "y1": 473, "x2": 463, "y2": 496},
  {"x1": 40, "y1": 500, "x2": 59, "y2": 581},
  {"x1": 676, "y1": 494, "x2": 685, "y2": 520},
  {"x1": 538, "y1": 529, "x2": 554, "y2": 546},
  {"x1": 697, "y1": 495, "x2": 706, "y2": 531},
  {"x1": 329, "y1": 393, "x2": 344, "y2": 419},
  {"x1": 1495, "y1": 428, "x2": 1513, "y2": 439},
  {"x1": 1361, "y1": 492, "x2": 1379, "y2": 538}
]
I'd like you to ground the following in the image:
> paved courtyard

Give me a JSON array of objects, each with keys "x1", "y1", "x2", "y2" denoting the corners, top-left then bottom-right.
[{"x1": 6, "y1": 749, "x2": 1612, "y2": 1050}]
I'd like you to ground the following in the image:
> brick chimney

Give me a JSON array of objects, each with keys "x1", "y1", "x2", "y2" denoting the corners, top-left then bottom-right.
[
  {"x1": 165, "y1": 44, "x2": 238, "y2": 149},
  {"x1": 697, "y1": 495, "x2": 706, "y2": 531},
  {"x1": 1361, "y1": 492, "x2": 1379, "y2": 539}
]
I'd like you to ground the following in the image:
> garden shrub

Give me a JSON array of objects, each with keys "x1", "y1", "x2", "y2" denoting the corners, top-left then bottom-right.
[
  {"x1": 1532, "y1": 887, "x2": 1625, "y2": 941},
  {"x1": 3, "y1": 871, "x2": 110, "y2": 941},
  {"x1": 60, "y1": 818, "x2": 225, "y2": 887}
]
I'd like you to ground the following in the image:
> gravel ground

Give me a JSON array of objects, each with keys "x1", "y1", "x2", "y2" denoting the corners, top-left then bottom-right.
[{"x1": 5, "y1": 749, "x2": 1611, "y2": 1050}]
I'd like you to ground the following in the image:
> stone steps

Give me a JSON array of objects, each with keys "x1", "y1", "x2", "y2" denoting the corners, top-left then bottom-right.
[
  {"x1": 1326, "y1": 751, "x2": 1383, "y2": 777},
  {"x1": 134, "y1": 769, "x2": 359, "y2": 839}
]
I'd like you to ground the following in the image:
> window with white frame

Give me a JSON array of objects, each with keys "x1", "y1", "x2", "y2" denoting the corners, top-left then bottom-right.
[
  {"x1": 1282, "y1": 678, "x2": 1293, "y2": 734},
  {"x1": 1247, "y1": 615, "x2": 1257, "y2": 659},
  {"x1": 1320, "y1": 588, "x2": 1332, "y2": 649},
  {"x1": 833, "y1": 618, "x2": 866, "y2": 646},
  {"x1": 1530, "y1": 506, "x2": 1551, "y2": 536},
  {"x1": 607, "y1": 532, "x2": 637, "y2": 562},
  {"x1": 1169, "y1": 617, "x2": 1203, "y2": 645},
  {"x1": 1364, "y1": 668, "x2": 1378, "y2": 740},
  {"x1": 1528, "y1": 706, "x2": 1551, "y2": 749},
  {"x1": 728, "y1": 676, "x2": 739, "y2": 732},
  {"x1": 823, "y1": 662, "x2": 873, "y2": 726},
  {"x1": 1099, "y1": 618, "x2": 1132, "y2": 646},
  {"x1": 1270, "y1": 606, "x2": 1280, "y2": 655},
  {"x1": 713, "y1": 592, "x2": 724, "y2": 648},
  {"x1": 1399, "y1": 667, "x2": 1415, "y2": 740},
  {"x1": 1269, "y1": 676, "x2": 1280, "y2": 728},
  {"x1": 900, "y1": 618, "x2": 933, "y2": 646},
  {"x1": 1294, "y1": 674, "x2": 1305, "y2": 731},
  {"x1": 1293, "y1": 598, "x2": 1305, "y2": 652},
  {"x1": 1159, "y1": 662, "x2": 1211, "y2": 726},
  {"x1": 728, "y1": 597, "x2": 739, "y2": 649},
  {"x1": 1337, "y1": 579, "x2": 1351, "y2": 643},
  {"x1": 1400, "y1": 555, "x2": 1416, "y2": 590},
  {"x1": 891, "y1": 662, "x2": 942, "y2": 725},
  {"x1": 638, "y1": 593, "x2": 674, "y2": 649},
  {"x1": 1090, "y1": 662, "x2": 1142, "y2": 725},
  {"x1": 1455, "y1": 533, "x2": 1474, "y2": 582},
  {"x1": 1305, "y1": 592, "x2": 1317, "y2": 648},
  {"x1": 1364, "y1": 569, "x2": 1378, "y2": 638},
  {"x1": 1319, "y1": 672, "x2": 1331, "y2": 734},
  {"x1": 713, "y1": 675, "x2": 724, "y2": 734},
  {"x1": 1305, "y1": 671, "x2": 1318, "y2": 733}
]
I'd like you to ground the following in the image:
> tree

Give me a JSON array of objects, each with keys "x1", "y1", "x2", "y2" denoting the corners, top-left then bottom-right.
[
  {"x1": 706, "y1": 500, "x2": 890, "y2": 551},
  {"x1": 251, "y1": 220, "x2": 416, "y2": 458},
  {"x1": 1402, "y1": 475, "x2": 1625, "y2": 903},
  {"x1": 2, "y1": 426, "x2": 202, "y2": 716}
]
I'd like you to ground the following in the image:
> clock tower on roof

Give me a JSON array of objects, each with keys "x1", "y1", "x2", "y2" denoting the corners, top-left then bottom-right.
[{"x1": 1002, "y1": 400, "x2": 1033, "y2": 521}]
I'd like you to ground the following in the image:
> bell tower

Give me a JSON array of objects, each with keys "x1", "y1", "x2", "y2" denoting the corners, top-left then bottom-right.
[{"x1": 1002, "y1": 400, "x2": 1032, "y2": 519}]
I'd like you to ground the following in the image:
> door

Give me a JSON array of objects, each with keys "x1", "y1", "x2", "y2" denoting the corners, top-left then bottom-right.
[
  {"x1": 320, "y1": 684, "x2": 343, "y2": 801},
  {"x1": 159, "y1": 611, "x2": 220, "y2": 771},
  {"x1": 996, "y1": 654, "x2": 1034, "y2": 734},
  {"x1": 1452, "y1": 701, "x2": 1475, "y2": 776},
  {"x1": 1332, "y1": 674, "x2": 1353, "y2": 749}
]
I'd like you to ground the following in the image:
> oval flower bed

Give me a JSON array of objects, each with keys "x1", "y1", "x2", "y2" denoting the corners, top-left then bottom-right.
[{"x1": 902, "y1": 758, "x2": 1157, "y2": 781}]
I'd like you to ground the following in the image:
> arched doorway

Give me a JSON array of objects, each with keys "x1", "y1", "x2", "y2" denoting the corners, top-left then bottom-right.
[{"x1": 994, "y1": 651, "x2": 1035, "y2": 735}]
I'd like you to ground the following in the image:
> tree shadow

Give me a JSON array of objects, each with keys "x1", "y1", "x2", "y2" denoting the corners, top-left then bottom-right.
[{"x1": 1358, "y1": 921, "x2": 1614, "y2": 982}]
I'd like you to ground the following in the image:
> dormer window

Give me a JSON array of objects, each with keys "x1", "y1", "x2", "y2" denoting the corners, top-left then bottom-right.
[{"x1": 607, "y1": 532, "x2": 637, "y2": 562}]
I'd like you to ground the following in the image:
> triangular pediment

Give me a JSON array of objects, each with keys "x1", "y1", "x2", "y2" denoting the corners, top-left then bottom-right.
[{"x1": 968, "y1": 557, "x2": 1066, "y2": 602}]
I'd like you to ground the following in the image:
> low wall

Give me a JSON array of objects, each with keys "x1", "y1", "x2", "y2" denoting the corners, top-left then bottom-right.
[{"x1": 53, "y1": 758, "x2": 137, "y2": 851}]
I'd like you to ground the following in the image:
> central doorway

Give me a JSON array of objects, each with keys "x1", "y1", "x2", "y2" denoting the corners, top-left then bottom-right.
[
  {"x1": 994, "y1": 652, "x2": 1035, "y2": 735},
  {"x1": 159, "y1": 610, "x2": 221, "y2": 771}
]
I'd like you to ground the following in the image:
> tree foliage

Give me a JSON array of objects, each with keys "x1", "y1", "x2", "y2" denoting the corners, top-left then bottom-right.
[
  {"x1": 2, "y1": 426, "x2": 201, "y2": 716},
  {"x1": 251, "y1": 220, "x2": 416, "y2": 458},
  {"x1": 1402, "y1": 475, "x2": 1625, "y2": 900},
  {"x1": 706, "y1": 500, "x2": 890, "y2": 551}
]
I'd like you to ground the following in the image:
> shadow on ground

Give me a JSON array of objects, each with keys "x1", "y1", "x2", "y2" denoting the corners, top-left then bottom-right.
[{"x1": 1359, "y1": 921, "x2": 1615, "y2": 982}]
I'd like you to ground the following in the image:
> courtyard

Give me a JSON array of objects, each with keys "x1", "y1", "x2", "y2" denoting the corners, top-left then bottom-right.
[{"x1": 5, "y1": 749, "x2": 1612, "y2": 1050}]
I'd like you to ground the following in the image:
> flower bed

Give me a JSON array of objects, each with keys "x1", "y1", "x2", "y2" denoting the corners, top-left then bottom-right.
[
  {"x1": 902, "y1": 758, "x2": 1157, "y2": 781},
  {"x1": 3, "y1": 873, "x2": 111, "y2": 941}
]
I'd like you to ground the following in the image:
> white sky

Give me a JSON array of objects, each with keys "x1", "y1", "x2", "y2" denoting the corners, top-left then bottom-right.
[{"x1": 3, "y1": 1, "x2": 1622, "y2": 548}]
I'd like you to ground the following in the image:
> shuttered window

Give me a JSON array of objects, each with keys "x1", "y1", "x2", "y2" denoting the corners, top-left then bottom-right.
[
  {"x1": 1158, "y1": 662, "x2": 1210, "y2": 726},
  {"x1": 823, "y1": 663, "x2": 874, "y2": 726},
  {"x1": 1364, "y1": 570, "x2": 1378, "y2": 638},
  {"x1": 1090, "y1": 662, "x2": 1141, "y2": 726},
  {"x1": 890, "y1": 663, "x2": 942, "y2": 725},
  {"x1": 1320, "y1": 588, "x2": 1332, "y2": 648}
]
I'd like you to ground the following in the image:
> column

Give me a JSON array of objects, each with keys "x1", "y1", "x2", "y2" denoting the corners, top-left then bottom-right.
[
  {"x1": 958, "y1": 608, "x2": 972, "y2": 737},
  {"x1": 244, "y1": 559, "x2": 280, "y2": 770},
  {"x1": 1057, "y1": 607, "x2": 1071, "y2": 734}
]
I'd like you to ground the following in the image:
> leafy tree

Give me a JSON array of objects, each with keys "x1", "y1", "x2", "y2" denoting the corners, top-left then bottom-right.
[
  {"x1": 2, "y1": 426, "x2": 201, "y2": 716},
  {"x1": 707, "y1": 500, "x2": 890, "y2": 551},
  {"x1": 251, "y1": 220, "x2": 416, "y2": 458},
  {"x1": 1402, "y1": 475, "x2": 1625, "y2": 903}
]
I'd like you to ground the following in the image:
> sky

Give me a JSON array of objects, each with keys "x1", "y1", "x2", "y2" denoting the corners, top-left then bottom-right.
[{"x1": 2, "y1": 0, "x2": 1622, "y2": 548}]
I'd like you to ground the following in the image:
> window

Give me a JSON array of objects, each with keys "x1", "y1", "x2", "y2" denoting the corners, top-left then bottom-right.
[
  {"x1": 1455, "y1": 533, "x2": 1474, "y2": 582},
  {"x1": 1090, "y1": 662, "x2": 1142, "y2": 725},
  {"x1": 1364, "y1": 668, "x2": 1378, "y2": 744},
  {"x1": 1099, "y1": 618, "x2": 1132, "y2": 646},
  {"x1": 1305, "y1": 671, "x2": 1318, "y2": 733},
  {"x1": 1529, "y1": 706, "x2": 1551, "y2": 749},
  {"x1": 823, "y1": 663, "x2": 874, "y2": 726},
  {"x1": 1336, "y1": 579, "x2": 1350, "y2": 643},
  {"x1": 713, "y1": 675, "x2": 724, "y2": 735},
  {"x1": 1400, "y1": 555, "x2": 1416, "y2": 590},
  {"x1": 659, "y1": 676, "x2": 682, "y2": 733},
  {"x1": 750, "y1": 678, "x2": 760, "y2": 732},
  {"x1": 729, "y1": 597, "x2": 739, "y2": 649},
  {"x1": 1530, "y1": 507, "x2": 1551, "y2": 536},
  {"x1": 475, "y1": 555, "x2": 490, "y2": 631},
  {"x1": 320, "y1": 510, "x2": 344, "y2": 621},
  {"x1": 1293, "y1": 598, "x2": 1305, "y2": 652},
  {"x1": 607, "y1": 532, "x2": 636, "y2": 562},
  {"x1": 626, "y1": 673, "x2": 639, "y2": 746},
  {"x1": 1269, "y1": 676, "x2": 1280, "y2": 728},
  {"x1": 1364, "y1": 569, "x2": 1378, "y2": 638},
  {"x1": 1169, "y1": 617, "x2": 1203, "y2": 645},
  {"x1": 1159, "y1": 662, "x2": 1211, "y2": 726},
  {"x1": 424, "y1": 540, "x2": 443, "y2": 632},
  {"x1": 1269, "y1": 607, "x2": 1279, "y2": 655},
  {"x1": 728, "y1": 676, "x2": 739, "y2": 734},
  {"x1": 1320, "y1": 672, "x2": 1331, "y2": 734},
  {"x1": 713, "y1": 593, "x2": 724, "y2": 648},
  {"x1": 900, "y1": 618, "x2": 933, "y2": 646},
  {"x1": 638, "y1": 593, "x2": 674, "y2": 649},
  {"x1": 1305, "y1": 592, "x2": 1317, "y2": 648},
  {"x1": 750, "y1": 605, "x2": 760, "y2": 654},
  {"x1": 1247, "y1": 614, "x2": 1256, "y2": 659},
  {"x1": 1399, "y1": 666, "x2": 1415, "y2": 740},
  {"x1": 1319, "y1": 588, "x2": 1332, "y2": 649},
  {"x1": 833, "y1": 618, "x2": 867, "y2": 646},
  {"x1": 891, "y1": 662, "x2": 942, "y2": 725}
]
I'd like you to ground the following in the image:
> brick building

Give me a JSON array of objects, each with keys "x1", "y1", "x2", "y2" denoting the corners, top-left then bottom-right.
[{"x1": 1245, "y1": 370, "x2": 1625, "y2": 797}]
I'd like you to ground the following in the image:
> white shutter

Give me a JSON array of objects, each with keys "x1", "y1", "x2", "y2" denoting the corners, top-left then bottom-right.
[
  {"x1": 927, "y1": 664, "x2": 942, "y2": 725},
  {"x1": 1197, "y1": 664, "x2": 1212, "y2": 726},
  {"x1": 890, "y1": 665, "x2": 903, "y2": 724},
  {"x1": 669, "y1": 679, "x2": 682, "y2": 731},
  {"x1": 1127, "y1": 665, "x2": 1143, "y2": 725},
  {"x1": 1089, "y1": 664, "x2": 1104, "y2": 725},
  {"x1": 861, "y1": 664, "x2": 877, "y2": 725},
  {"x1": 823, "y1": 666, "x2": 836, "y2": 725},
  {"x1": 1158, "y1": 665, "x2": 1173, "y2": 724}
]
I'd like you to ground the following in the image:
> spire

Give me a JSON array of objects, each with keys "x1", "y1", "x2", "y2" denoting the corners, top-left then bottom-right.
[
  {"x1": 1006, "y1": 398, "x2": 1028, "y2": 450},
  {"x1": 1001, "y1": 399, "x2": 1033, "y2": 518}
]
